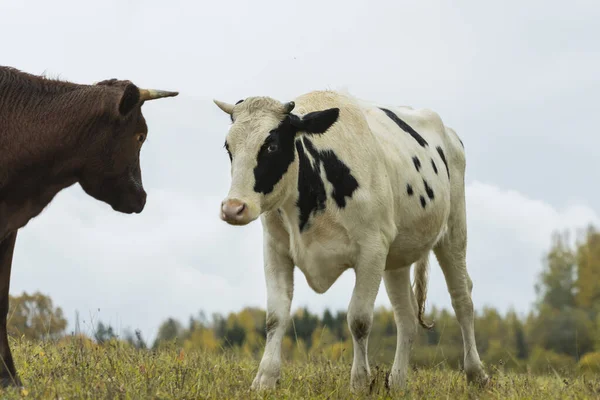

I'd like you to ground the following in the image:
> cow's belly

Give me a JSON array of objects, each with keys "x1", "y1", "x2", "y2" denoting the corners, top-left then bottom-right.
[
  {"x1": 291, "y1": 234, "x2": 356, "y2": 294},
  {"x1": 386, "y1": 208, "x2": 449, "y2": 268},
  {"x1": 386, "y1": 233, "x2": 441, "y2": 268}
]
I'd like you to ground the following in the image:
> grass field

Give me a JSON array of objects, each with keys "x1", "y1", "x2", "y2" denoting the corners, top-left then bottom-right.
[{"x1": 2, "y1": 336, "x2": 599, "y2": 399}]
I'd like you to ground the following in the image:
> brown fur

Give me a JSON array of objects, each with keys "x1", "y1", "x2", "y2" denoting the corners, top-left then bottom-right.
[{"x1": 0, "y1": 65, "x2": 175, "y2": 386}]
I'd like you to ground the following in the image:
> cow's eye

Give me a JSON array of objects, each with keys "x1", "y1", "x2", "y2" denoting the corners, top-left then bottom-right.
[
  {"x1": 267, "y1": 144, "x2": 278, "y2": 153},
  {"x1": 137, "y1": 133, "x2": 146, "y2": 143}
]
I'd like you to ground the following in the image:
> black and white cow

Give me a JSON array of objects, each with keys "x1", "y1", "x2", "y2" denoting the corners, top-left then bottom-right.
[{"x1": 214, "y1": 90, "x2": 488, "y2": 392}]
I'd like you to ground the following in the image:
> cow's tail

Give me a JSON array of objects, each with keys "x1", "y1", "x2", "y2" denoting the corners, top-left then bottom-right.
[{"x1": 413, "y1": 254, "x2": 435, "y2": 330}]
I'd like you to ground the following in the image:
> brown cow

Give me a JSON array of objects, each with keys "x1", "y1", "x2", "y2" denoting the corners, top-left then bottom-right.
[{"x1": 0, "y1": 66, "x2": 178, "y2": 386}]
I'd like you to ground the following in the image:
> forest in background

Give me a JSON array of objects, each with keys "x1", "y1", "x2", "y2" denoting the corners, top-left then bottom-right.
[{"x1": 9, "y1": 225, "x2": 600, "y2": 375}]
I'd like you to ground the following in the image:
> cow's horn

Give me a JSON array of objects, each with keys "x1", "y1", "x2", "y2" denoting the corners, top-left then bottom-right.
[
  {"x1": 214, "y1": 99, "x2": 235, "y2": 115},
  {"x1": 283, "y1": 101, "x2": 295, "y2": 114},
  {"x1": 139, "y1": 89, "x2": 179, "y2": 101}
]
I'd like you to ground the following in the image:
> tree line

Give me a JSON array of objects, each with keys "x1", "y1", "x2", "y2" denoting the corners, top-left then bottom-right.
[{"x1": 8, "y1": 225, "x2": 600, "y2": 375}]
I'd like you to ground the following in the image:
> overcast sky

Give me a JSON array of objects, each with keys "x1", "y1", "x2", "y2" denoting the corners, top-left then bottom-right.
[{"x1": 2, "y1": 0, "x2": 599, "y2": 343}]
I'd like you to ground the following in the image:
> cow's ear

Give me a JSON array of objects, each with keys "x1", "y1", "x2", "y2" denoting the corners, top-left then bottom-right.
[
  {"x1": 290, "y1": 108, "x2": 340, "y2": 135},
  {"x1": 118, "y1": 83, "x2": 141, "y2": 116}
]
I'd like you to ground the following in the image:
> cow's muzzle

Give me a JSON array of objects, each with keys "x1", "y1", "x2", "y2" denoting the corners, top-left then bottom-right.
[
  {"x1": 112, "y1": 189, "x2": 147, "y2": 214},
  {"x1": 221, "y1": 198, "x2": 252, "y2": 225}
]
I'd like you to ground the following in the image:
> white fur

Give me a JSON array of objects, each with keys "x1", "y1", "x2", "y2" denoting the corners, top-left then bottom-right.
[{"x1": 218, "y1": 90, "x2": 488, "y2": 392}]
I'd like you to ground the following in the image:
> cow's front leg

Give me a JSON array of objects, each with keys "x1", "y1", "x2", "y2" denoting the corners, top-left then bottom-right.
[
  {"x1": 347, "y1": 245, "x2": 387, "y2": 393},
  {"x1": 0, "y1": 232, "x2": 20, "y2": 388},
  {"x1": 251, "y1": 235, "x2": 294, "y2": 391}
]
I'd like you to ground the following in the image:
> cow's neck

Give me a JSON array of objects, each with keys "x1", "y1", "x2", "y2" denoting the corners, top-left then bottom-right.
[
  {"x1": 276, "y1": 154, "x2": 304, "y2": 230},
  {"x1": 0, "y1": 83, "x2": 98, "y2": 238}
]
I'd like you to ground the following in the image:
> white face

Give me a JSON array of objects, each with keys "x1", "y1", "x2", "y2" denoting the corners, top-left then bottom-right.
[
  {"x1": 218, "y1": 97, "x2": 297, "y2": 225},
  {"x1": 215, "y1": 97, "x2": 341, "y2": 226}
]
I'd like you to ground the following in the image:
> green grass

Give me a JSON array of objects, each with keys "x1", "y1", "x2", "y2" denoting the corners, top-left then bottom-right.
[{"x1": 3, "y1": 336, "x2": 600, "y2": 399}]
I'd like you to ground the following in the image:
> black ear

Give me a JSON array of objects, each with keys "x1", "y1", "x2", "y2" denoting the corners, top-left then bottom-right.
[
  {"x1": 291, "y1": 108, "x2": 340, "y2": 135},
  {"x1": 118, "y1": 84, "x2": 141, "y2": 115}
]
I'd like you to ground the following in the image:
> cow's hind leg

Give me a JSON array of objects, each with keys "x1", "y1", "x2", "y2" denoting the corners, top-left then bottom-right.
[
  {"x1": 434, "y1": 229, "x2": 488, "y2": 385},
  {"x1": 347, "y1": 244, "x2": 387, "y2": 393},
  {"x1": 383, "y1": 266, "x2": 416, "y2": 391},
  {"x1": 0, "y1": 232, "x2": 20, "y2": 388}
]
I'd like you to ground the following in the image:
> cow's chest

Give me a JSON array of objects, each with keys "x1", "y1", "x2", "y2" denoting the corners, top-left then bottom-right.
[
  {"x1": 0, "y1": 200, "x2": 39, "y2": 241},
  {"x1": 288, "y1": 223, "x2": 357, "y2": 294}
]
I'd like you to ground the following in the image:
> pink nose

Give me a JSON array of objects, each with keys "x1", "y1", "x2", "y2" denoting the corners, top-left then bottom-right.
[{"x1": 221, "y1": 199, "x2": 250, "y2": 225}]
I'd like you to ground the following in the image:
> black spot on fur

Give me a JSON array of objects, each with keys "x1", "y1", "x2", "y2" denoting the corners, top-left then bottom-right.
[
  {"x1": 303, "y1": 138, "x2": 358, "y2": 208},
  {"x1": 235, "y1": 99, "x2": 244, "y2": 105},
  {"x1": 379, "y1": 108, "x2": 429, "y2": 147},
  {"x1": 420, "y1": 195, "x2": 426, "y2": 208},
  {"x1": 436, "y1": 146, "x2": 450, "y2": 179},
  {"x1": 431, "y1": 159, "x2": 438, "y2": 174},
  {"x1": 296, "y1": 140, "x2": 327, "y2": 231},
  {"x1": 412, "y1": 156, "x2": 421, "y2": 172},
  {"x1": 423, "y1": 179, "x2": 434, "y2": 200},
  {"x1": 296, "y1": 138, "x2": 359, "y2": 231},
  {"x1": 407, "y1": 183, "x2": 414, "y2": 196},
  {"x1": 350, "y1": 318, "x2": 371, "y2": 341},
  {"x1": 253, "y1": 117, "x2": 297, "y2": 195},
  {"x1": 290, "y1": 108, "x2": 340, "y2": 135}
]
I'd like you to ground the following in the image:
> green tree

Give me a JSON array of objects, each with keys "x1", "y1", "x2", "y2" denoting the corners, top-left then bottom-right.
[
  {"x1": 124, "y1": 328, "x2": 147, "y2": 349},
  {"x1": 322, "y1": 309, "x2": 334, "y2": 328},
  {"x1": 514, "y1": 318, "x2": 528, "y2": 360},
  {"x1": 535, "y1": 231, "x2": 576, "y2": 311},
  {"x1": 331, "y1": 311, "x2": 349, "y2": 341},
  {"x1": 8, "y1": 291, "x2": 67, "y2": 340},
  {"x1": 223, "y1": 321, "x2": 245, "y2": 347},
  {"x1": 94, "y1": 321, "x2": 117, "y2": 344},
  {"x1": 575, "y1": 226, "x2": 600, "y2": 312},
  {"x1": 530, "y1": 308, "x2": 594, "y2": 359},
  {"x1": 289, "y1": 308, "x2": 319, "y2": 348},
  {"x1": 153, "y1": 318, "x2": 183, "y2": 348}
]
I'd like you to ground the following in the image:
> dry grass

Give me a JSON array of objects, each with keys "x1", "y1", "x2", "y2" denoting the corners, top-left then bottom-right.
[{"x1": 2, "y1": 336, "x2": 599, "y2": 399}]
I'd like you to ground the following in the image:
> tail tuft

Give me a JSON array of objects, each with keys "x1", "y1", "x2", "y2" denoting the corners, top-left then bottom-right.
[{"x1": 413, "y1": 255, "x2": 435, "y2": 330}]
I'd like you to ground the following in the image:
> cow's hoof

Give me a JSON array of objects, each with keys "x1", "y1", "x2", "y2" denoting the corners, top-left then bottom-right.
[
  {"x1": 350, "y1": 372, "x2": 371, "y2": 394},
  {"x1": 466, "y1": 368, "x2": 489, "y2": 387},
  {"x1": 0, "y1": 375, "x2": 22, "y2": 389},
  {"x1": 250, "y1": 371, "x2": 279, "y2": 391},
  {"x1": 386, "y1": 371, "x2": 407, "y2": 392}
]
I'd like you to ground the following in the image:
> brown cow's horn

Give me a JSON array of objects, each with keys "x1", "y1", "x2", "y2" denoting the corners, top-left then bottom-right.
[
  {"x1": 139, "y1": 89, "x2": 179, "y2": 102},
  {"x1": 284, "y1": 101, "x2": 295, "y2": 114},
  {"x1": 213, "y1": 99, "x2": 235, "y2": 115}
]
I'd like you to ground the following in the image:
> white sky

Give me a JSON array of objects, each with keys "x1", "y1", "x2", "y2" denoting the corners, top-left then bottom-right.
[{"x1": 2, "y1": 0, "x2": 599, "y2": 343}]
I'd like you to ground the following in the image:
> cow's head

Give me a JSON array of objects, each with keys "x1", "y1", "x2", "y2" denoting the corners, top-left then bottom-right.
[
  {"x1": 78, "y1": 79, "x2": 178, "y2": 214},
  {"x1": 214, "y1": 96, "x2": 339, "y2": 225}
]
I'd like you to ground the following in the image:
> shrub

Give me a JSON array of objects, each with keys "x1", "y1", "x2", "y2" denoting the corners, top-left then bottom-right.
[
  {"x1": 578, "y1": 351, "x2": 600, "y2": 374},
  {"x1": 527, "y1": 347, "x2": 576, "y2": 375}
]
